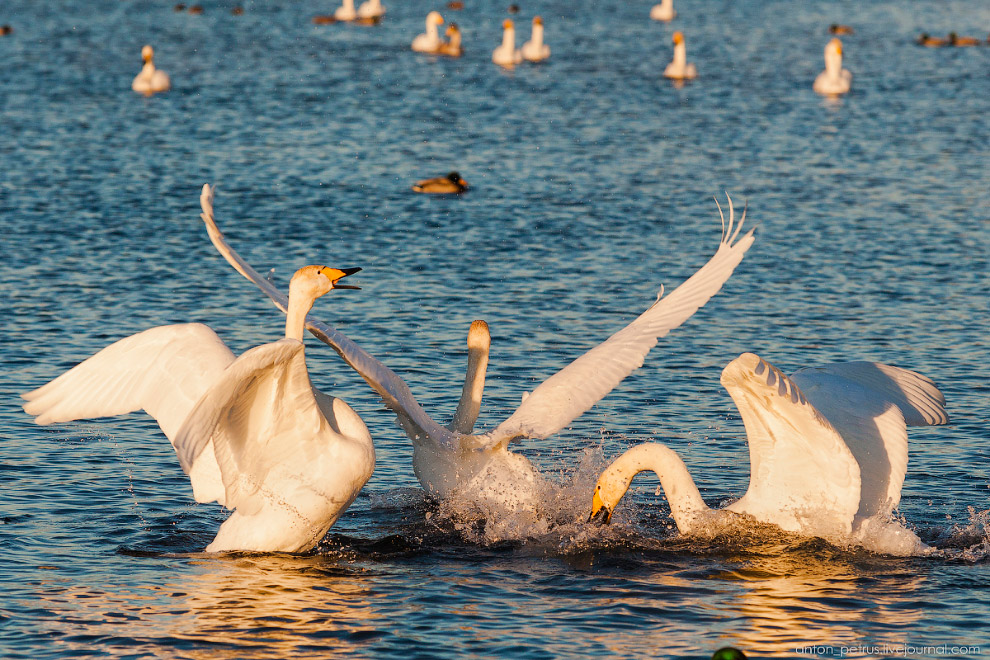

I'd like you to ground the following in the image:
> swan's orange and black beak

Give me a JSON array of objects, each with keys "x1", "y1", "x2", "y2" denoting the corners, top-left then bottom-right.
[
  {"x1": 322, "y1": 266, "x2": 362, "y2": 290},
  {"x1": 589, "y1": 486, "x2": 613, "y2": 525}
]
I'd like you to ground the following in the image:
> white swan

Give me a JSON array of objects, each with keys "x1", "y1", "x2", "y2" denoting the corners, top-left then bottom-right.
[
  {"x1": 492, "y1": 19, "x2": 523, "y2": 67},
  {"x1": 663, "y1": 31, "x2": 697, "y2": 80},
  {"x1": 356, "y1": 0, "x2": 385, "y2": 20},
  {"x1": 200, "y1": 190, "x2": 754, "y2": 516},
  {"x1": 412, "y1": 11, "x2": 445, "y2": 53},
  {"x1": 521, "y1": 16, "x2": 550, "y2": 62},
  {"x1": 333, "y1": 0, "x2": 357, "y2": 21},
  {"x1": 592, "y1": 353, "x2": 948, "y2": 546},
  {"x1": 131, "y1": 45, "x2": 171, "y2": 95},
  {"x1": 22, "y1": 227, "x2": 373, "y2": 553},
  {"x1": 813, "y1": 38, "x2": 852, "y2": 95},
  {"x1": 650, "y1": 0, "x2": 676, "y2": 22}
]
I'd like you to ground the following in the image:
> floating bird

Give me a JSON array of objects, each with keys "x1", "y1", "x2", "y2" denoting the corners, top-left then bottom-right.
[
  {"x1": 188, "y1": 4, "x2": 203, "y2": 14},
  {"x1": 507, "y1": 4, "x2": 520, "y2": 14},
  {"x1": 413, "y1": 172, "x2": 468, "y2": 193},
  {"x1": 829, "y1": 23, "x2": 854, "y2": 35},
  {"x1": 591, "y1": 353, "x2": 948, "y2": 546},
  {"x1": 948, "y1": 32, "x2": 980, "y2": 46},
  {"x1": 335, "y1": 0, "x2": 357, "y2": 21},
  {"x1": 0, "y1": 25, "x2": 12, "y2": 36},
  {"x1": 174, "y1": 3, "x2": 186, "y2": 11},
  {"x1": 663, "y1": 31, "x2": 697, "y2": 80},
  {"x1": 231, "y1": 6, "x2": 244, "y2": 15},
  {"x1": 916, "y1": 33, "x2": 948, "y2": 47},
  {"x1": 813, "y1": 37, "x2": 851, "y2": 95},
  {"x1": 412, "y1": 11, "x2": 445, "y2": 53},
  {"x1": 438, "y1": 23, "x2": 463, "y2": 57},
  {"x1": 650, "y1": 0, "x2": 676, "y2": 22},
  {"x1": 447, "y1": 1, "x2": 464, "y2": 9},
  {"x1": 357, "y1": 0, "x2": 385, "y2": 22},
  {"x1": 131, "y1": 45, "x2": 171, "y2": 95},
  {"x1": 200, "y1": 192, "x2": 754, "y2": 516},
  {"x1": 23, "y1": 191, "x2": 373, "y2": 554},
  {"x1": 521, "y1": 16, "x2": 550, "y2": 62},
  {"x1": 493, "y1": 19, "x2": 523, "y2": 67}
]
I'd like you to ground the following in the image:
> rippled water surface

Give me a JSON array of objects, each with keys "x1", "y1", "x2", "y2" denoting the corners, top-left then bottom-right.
[{"x1": 2, "y1": 0, "x2": 989, "y2": 658}]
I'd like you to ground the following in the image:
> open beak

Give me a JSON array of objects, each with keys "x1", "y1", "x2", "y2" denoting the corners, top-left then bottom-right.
[
  {"x1": 324, "y1": 266, "x2": 362, "y2": 290},
  {"x1": 589, "y1": 489, "x2": 613, "y2": 525}
]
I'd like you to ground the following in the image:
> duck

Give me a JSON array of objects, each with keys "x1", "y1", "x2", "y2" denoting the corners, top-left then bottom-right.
[
  {"x1": 447, "y1": 0, "x2": 464, "y2": 9},
  {"x1": 0, "y1": 25, "x2": 12, "y2": 36},
  {"x1": 650, "y1": 0, "x2": 676, "y2": 22},
  {"x1": 828, "y1": 23, "x2": 854, "y2": 35},
  {"x1": 412, "y1": 11, "x2": 445, "y2": 53},
  {"x1": 131, "y1": 45, "x2": 171, "y2": 95},
  {"x1": 521, "y1": 16, "x2": 550, "y2": 62},
  {"x1": 813, "y1": 38, "x2": 852, "y2": 95},
  {"x1": 438, "y1": 23, "x2": 464, "y2": 57},
  {"x1": 663, "y1": 31, "x2": 697, "y2": 80},
  {"x1": 493, "y1": 18, "x2": 523, "y2": 67},
  {"x1": 917, "y1": 33, "x2": 948, "y2": 47},
  {"x1": 200, "y1": 192, "x2": 754, "y2": 518},
  {"x1": 412, "y1": 172, "x2": 469, "y2": 193},
  {"x1": 948, "y1": 32, "x2": 981, "y2": 46},
  {"x1": 23, "y1": 192, "x2": 373, "y2": 553},
  {"x1": 591, "y1": 353, "x2": 948, "y2": 550}
]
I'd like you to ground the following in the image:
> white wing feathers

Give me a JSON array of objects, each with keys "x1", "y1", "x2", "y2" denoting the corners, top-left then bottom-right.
[
  {"x1": 720, "y1": 353, "x2": 862, "y2": 533},
  {"x1": 173, "y1": 338, "x2": 325, "y2": 514},
  {"x1": 200, "y1": 184, "x2": 459, "y2": 451},
  {"x1": 478, "y1": 200, "x2": 755, "y2": 449},
  {"x1": 22, "y1": 323, "x2": 235, "y2": 443}
]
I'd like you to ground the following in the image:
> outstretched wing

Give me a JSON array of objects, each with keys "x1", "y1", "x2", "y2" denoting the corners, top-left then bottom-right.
[
  {"x1": 22, "y1": 323, "x2": 235, "y2": 442},
  {"x1": 199, "y1": 185, "x2": 459, "y2": 450},
  {"x1": 477, "y1": 197, "x2": 755, "y2": 449},
  {"x1": 720, "y1": 353, "x2": 862, "y2": 535},
  {"x1": 790, "y1": 361, "x2": 948, "y2": 519}
]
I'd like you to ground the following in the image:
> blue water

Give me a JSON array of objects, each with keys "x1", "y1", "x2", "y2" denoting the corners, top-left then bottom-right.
[{"x1": 2, "y1": 0, "x2": 989, "y2": 657}]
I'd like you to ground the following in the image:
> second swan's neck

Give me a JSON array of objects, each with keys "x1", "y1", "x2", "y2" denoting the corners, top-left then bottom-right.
[{"x1": 449, "y1": 320, "x2": 490, "y2": 434}]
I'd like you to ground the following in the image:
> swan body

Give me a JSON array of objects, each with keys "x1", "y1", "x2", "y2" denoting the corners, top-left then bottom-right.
[
  {"x1": 592, "y1": 353, "x2": 948, "y2": 546},
  {"x1": 22, "y1": 230, "x2": 373, "y2": 553},
  {"x1": 521, "y1": 16, "x2": 550, "y2": 62},
  {"x1": 200, "y1": 190, "x2": 754, "y2": 517},
  {"x1": 412, "y1": 11, "x2": 445, "y2": 53},
  {"x1": 356, "y1": 0, "x2": 385, "y2": 20},
  {"x1": 650, "y1": 0, "x2": 676, "y2": 22},
  {"x1": 412, "y1": 171, "x2": 468, "y2": 193},
  {"x1": 132, "y1": 45, "x2": 170, "y2": 95},
  {"x1": 334, "y1": 0, "x2": 357, "y2": 21},
  {"x1": 493, "y1": 19, "x2": 523, "y2": 67},
  {"x1": 438, "y1": 23, "x2": 464, "y2": 57},
  {"x1": 813, "y1": 38, "x2": 851, "y2": 95},
  {"x1": 663, "y1": 31, "x2": 696, "y2": 80}
]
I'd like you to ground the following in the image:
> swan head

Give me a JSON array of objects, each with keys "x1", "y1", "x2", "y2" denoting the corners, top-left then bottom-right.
[
  {"x1": 826, "y1": 37, "x2": 842, "y2": 57},
  {"x1": 289, "y1": 265, "x2": 361, "y2": 302},
  {"x1": 533, "y1": 16, "x2": 543, "y2": 26},
  {"x1": 503, "y1": 19, "x2": 514, "y2": 30},
  {"x1": 141, "y1": 45, "x2": 154, "y2": 62},
  {"x1": 672, "y1": 31, "x2": 684, "y2": 45},
  {"x1": 589, "y1": 481, "x2": 621, "y2": 524},
  {"x1": 467, "y1": 319, "x2": 490, "y2": 350},
  {"x1": 427, "y1": 10, "x2": 444, "y2": 25}
]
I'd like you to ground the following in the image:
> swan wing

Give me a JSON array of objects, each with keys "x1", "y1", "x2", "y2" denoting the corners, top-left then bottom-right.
[
  {"x1": 477, "y1": 198, "x2": 755, "y2": 450},
  {"x1": 720, "y1": 353, "x2": 861, "y2": 535},
  {"x1": 22, "y1": 323, "x2": 235, "y2": 443},
  {"x1": 174, "y1": 339, "x2": 329, "y2": 513},
  {"x1": 789, "y1": 362, "x2": 947, "y2": 518},
  {"x1": 199, "y1": 185, "x2": 459, "y2": 450}
]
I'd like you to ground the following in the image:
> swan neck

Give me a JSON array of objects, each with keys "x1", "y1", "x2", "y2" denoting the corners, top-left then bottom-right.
[
  {"x1": 531, "y1": 25, "x2": 543, "y2": 46},
  {"x1": 449, "y1": 340, "x2": 489, "y2": 435},
  {"x1": 825, "y1": 49, "x2": 842, "y2": 78},
  {"x1": 285, "y1": 288, "x2": 314, "y2": 342},
  {"x1": 602, "y1": 443, "x2": 709, "y2": 533},
  {"x1": 503, "y1": 28, "x2": 515, "y2": 49},
  {"x1": 673, "y1": 42, "x2": 686, "y2": 66}
]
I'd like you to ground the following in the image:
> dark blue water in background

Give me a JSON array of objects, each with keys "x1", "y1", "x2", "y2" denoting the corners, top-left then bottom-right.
[{"x1": 2, "y1": 0, "x2": 988, "y2": 657}]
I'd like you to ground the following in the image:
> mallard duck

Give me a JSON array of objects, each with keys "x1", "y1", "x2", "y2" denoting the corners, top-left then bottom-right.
[
  {"x1": 948, "y1": 32, "x2": 980, "y2": 46},
  {"x1": 917, "y1": 33, "x2": 948, "y2": 47},
  {"x1": 412, "y1": 172, "x2": 469, "y2": 194},
  {"x1": 829, "y1": 23, "x2": 854, "y2": 35}
]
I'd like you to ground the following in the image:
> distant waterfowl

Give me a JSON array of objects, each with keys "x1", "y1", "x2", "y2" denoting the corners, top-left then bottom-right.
[
  {"x1": 813, "y1": 38, "x2": 851, "y2": 95},
  {"x1": 131, "y1": 45, "x2": 171, "y2": 95},
  {"x1": 413, "y1": 172, "x2": 468, "y2": 193},
  {"x1": 663, "y1": 31, "x2": 697, "y2": 80},
  {"x1": 231, "y1": 6, "x2": 244, "y2": 15},
  {"x1": 201, "y1": 192, "x2": 753, "y2": 517},
  {"x1": 0, "y1": 24, "x2": 12, "y2": 36},
  {"x1": 334, "y1": 0, "x2": 357, "y2": 21},
  {"x1": 438, "y1": 23, "x2": 464, "y2": 57},
  {"x1": 493, "y1": 19, "x2": 523, "y2": 67},
  {"x1": 829, "y1": 23, "x2": 854, "y2": 35},
  {"x1": 591, "y1": 353, "x2": 948, "y2": 549},
  {"x1": 23, "y1": 194, "x2": 373, "y2": 554},
  {"x1": 188, "y1": 4, "x2": 203, "y2": 14},
  {"x1": 447, "y1": 0, "x2": 464, "y2": 9},
  {"x1": 357, "y1": 0, "x2": 385, "y2": 21},
  {"x1": 521, "y1": 16, "x2": 550, "y2": 62},
  {"x1": 174, "y1": 3, "x2": 186, "y2": 11},
  {"x1": 508, "y1": 4, "x2": 520, "y2": 13},
  {"x1": 948, "y1": 32, "x2": 980, "y2": 46},
  {"x1": 412, "y1": 11, "x2": 445, "y2": 53},
  {"x1": 917, "y1": 33, "x2": 948, "y2": 47},
  {"x1": 650, "y1": 0, "x2": 676, "y2": 22}
]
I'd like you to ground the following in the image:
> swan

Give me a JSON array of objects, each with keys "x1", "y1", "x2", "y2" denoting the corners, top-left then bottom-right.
[
  {"x1": 650, "y1": 0, "x2": 676, "y2": 22},
  {"x1": 21, "y1": 234, "x2": 373, "y2": 553},
  {"x1": 334, "y1": 0, "x2": 357, "y2": 21},
  {"x1": 131, "y1": 45, "x2": 171, "y2": 95},
  {"x1": 521, "y1": 16, "x2": 550, "y2": 62},
  {"x1": 412, "y1": 11, "x2": 445, "y2": 53},
  {"x1": 591, "y1": 352, "x2": 948, "y2": 547},
  {"x1": 356, "y1": 0, "x2": 385, "y2": 21},
  {"x1": 813, "y1": 38, "x2": 851, "y2": 95},
  {"x1": 663, "y1": 31, "x2": 697, "y2": 80},
  {"x1": 412, "y1": 171, "x2": 468, "y2": 193},
  {"x1": 200, "y1": 189, "x2": 754, "y2": 516},
  {"x1": 492, "y1": 19, "x2": 523, "y2": 67},
  {"x1": 438, "y1": 23, "x2": 464, "y2": 57}
]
